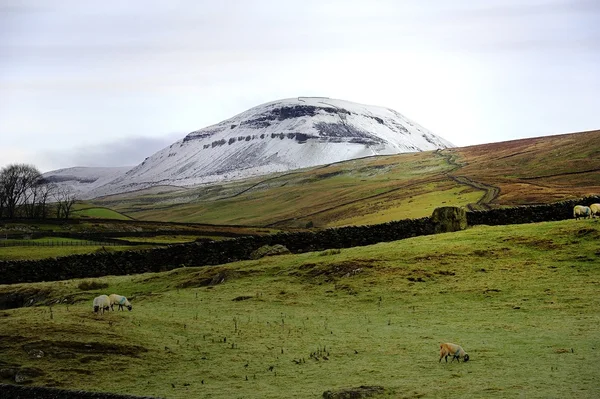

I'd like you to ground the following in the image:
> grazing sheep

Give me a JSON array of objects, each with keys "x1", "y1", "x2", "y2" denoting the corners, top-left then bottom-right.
[
  {"x1": 573, "y1": 205, "x2": 592, "y2": 220},
  {"x1": 439, "y1": 342, "x2": 470, "y2": 363},
  {"x1": 109, "y1": 294, "x2": 132, "y2": 311},
  {"x1": 93, "y1": 295, "x2": 110, "y2": 314},
  {"x1": 590, "y1": 203, "x2": 600, "y2": 218}
]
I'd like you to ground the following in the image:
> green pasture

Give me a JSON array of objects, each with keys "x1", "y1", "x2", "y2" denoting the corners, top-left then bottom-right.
[
  {"x1": 0, "y1": 244, "x2": 148, "y2": 261},
  {"x1": 72, "y1": 206, "x2": 133, "y2": 220},
  {"x1": 119, "y1": 235, "x2": 211, "y2": 244},
  {"x1": 1, "y1": 219, "x2": 599, "y2": 398}
]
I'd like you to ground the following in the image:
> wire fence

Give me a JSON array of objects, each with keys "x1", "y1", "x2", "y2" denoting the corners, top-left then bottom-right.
[{"x1": 0, "y1": 240, "x2": 118, "y2": 247}]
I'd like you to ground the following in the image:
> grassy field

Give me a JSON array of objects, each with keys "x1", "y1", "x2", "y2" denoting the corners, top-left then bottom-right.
[
  {"x1": 72, "y1": 206, "x2": 134, "y2": 221},
  {"x1": 1, "y1": 218, "x2": 599, "y2": 398},
  {"x1": 0, "y1": 219, "x2": 281, "y2": 261},
  {"x1": 88, "y1": 130, "x2": 600, "y2": 228},
  {"x1": 0, "y1": 244, "x2": 147, "y2": 261},
  {"x1": 95, "y1": 151, "x2": 479, "y2": 228},
  {"x1": 118, "y1": 235, "x2": 214, "y2": 244}
]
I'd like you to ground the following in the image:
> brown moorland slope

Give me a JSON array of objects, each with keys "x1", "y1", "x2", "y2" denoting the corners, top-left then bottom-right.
[{"x1": 447, "y1": 129, "x2": 600, "y2": 206}]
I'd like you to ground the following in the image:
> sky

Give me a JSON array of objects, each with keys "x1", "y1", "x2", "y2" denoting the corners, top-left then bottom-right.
[{"x1": 1, "y1": 0, "x2": 599, "y2": 173}]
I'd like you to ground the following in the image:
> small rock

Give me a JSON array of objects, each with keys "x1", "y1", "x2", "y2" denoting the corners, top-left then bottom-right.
[
  {"x1": 28, "y1": 349, "x2": 44, "y2": 359},
  {"x1": 14, "y1": 368, "x2": 44, "y2": 384}
]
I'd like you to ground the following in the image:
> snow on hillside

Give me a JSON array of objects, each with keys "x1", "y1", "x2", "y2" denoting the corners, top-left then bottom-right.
[
  {"x1": 43, "y1": 166, "x2": 133, "y2": 198},
  {"x1": 81, "y1": 97, "x2": 453, "y2": 198}
]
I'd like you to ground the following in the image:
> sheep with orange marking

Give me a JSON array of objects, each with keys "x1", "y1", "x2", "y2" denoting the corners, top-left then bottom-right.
[
  {"x1": 93, "y1": 295, "x2": 110, "y2": 314},
  {"x1": 439, "y1": 342, "x2": 470, "y2": 363},
  {"x1": 573, "y1": 205, "x2": 591, "y2": 220},
  {"x1": 109, "y1": 294, "x2": 132, "y2": 311}
]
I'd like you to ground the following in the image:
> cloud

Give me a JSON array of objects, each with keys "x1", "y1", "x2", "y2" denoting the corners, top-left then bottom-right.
[{"x1": 35, "y1": 133, "x2": 184, "y2": 172}]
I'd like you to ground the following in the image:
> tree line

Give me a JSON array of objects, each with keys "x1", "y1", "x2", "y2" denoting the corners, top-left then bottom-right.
[{"x1": 0, "y1": 164, "x2": 77, "y2": 219}]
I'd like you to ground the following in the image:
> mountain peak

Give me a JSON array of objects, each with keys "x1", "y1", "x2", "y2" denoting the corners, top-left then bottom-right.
[{"x1": 58, "y1": 97, "x2": 454, "y2": 198}]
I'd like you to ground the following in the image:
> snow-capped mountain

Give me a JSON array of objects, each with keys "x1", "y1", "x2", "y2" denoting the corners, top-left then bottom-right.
[
  {"x1": 79, "y1": 97, "x2": 454, "y2": 198},
  {"x1": 43, "y1": 166, "x2": 133, "y2": 197}
]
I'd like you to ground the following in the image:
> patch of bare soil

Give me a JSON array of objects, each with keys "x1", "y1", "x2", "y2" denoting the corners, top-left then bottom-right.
[
  {"x1": 323, "y1": 385, "x2": 385, "y2": 398},
  {"x1": 22, "y1": 340, "x2": 148, "y2": 359},
  {"x1": 0, "y1": 287, "x2": 93, "y2": 310},
  {"x1": 503, "y1": 236, "x2": 560, "y2": 250},
  {"x1": 0, "y1": 288, "x2": 51, "y2": 310},
  {"x1": 407, "y1": 269, "x2": 433, "y2": 283},
  {"x1": 177, "y1": 268, "x2": 257, "y2": 288},
  {"x1": 292, "y1": 260, "x2": 373, "y2": 282},
  {"x1": 413, "y1": 252, "x2": 463, "y2": 263},
  {"x1": 575, "y1": 228, "x2": 599, "y2": 238}
]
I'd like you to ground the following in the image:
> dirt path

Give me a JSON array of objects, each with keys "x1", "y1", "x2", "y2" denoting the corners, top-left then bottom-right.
[{"x1": 434, "y1": 150, "x2": 500, "y2": 210}]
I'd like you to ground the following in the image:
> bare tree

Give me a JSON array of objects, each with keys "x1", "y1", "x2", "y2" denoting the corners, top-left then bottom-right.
[
  {"x1": 37, "y1": 181, "x2": 56, "y2": 219},
  {"x1": 54, "y1": 186, "x2": 77, "y2": 219},
  {"x1": 0, "y1": 164, "x2": 42, "y2": 218},
  {"x1": 0, "y1": 180, "x2": 6, "y2": 218}
]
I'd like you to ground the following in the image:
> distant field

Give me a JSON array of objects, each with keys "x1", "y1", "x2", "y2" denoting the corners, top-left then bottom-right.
[
  {"x1": 0, "y1": 219, "x2": 278, "y2": 237},
  {"x1": 0, "y1": 244, "x2": 145, "y2": 261},
  {"x1": 1, "y1": 219, "x2": 599, "y2": 398},
  {"x1": 96, "y1": 152, "x2": 477, "y2": 227},
  {"x1": 72, "y1": 206, "x2": 133, "y2": 220},
  {"x1": 119, "y1": 235, "x2": 216, "y2": 244},
  {"x1": 89, "y1": 130, "x2": 600, "y2": 228}
]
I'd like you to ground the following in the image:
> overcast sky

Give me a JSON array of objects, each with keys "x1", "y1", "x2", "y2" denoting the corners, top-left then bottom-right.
[{"x1": 1, "y1": 0, "x2": 599, "y2": 172}]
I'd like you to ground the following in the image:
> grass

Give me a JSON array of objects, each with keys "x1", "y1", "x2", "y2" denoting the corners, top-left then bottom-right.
[
  {"x1": 0, "y1": 245, "x2": 148, "y2": 261},
  {"x1": 1, "y1": 218, "x2": 599, "y2": 398},
  {"x1": 88, "y1": 130, "x2": 600, "y2": 228},
  {"x1": 72, "y1": 206, "x2": 133, "y2": 220},
  {"x1": 98, "y1": 152, "x2": 469, "y2": 227},
  {"x1": 117, "y1": 235, "x2": 211, "y2": 244}
]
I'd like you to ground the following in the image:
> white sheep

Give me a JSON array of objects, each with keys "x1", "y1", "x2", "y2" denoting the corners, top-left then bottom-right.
[
  {"x1": 590, "y1": 203, "x2": 600, "y2": 218},
  {"x1": 109, "y1": 294, "x2": 132, "y2": 311},
  {"x1": 93, "y1": 295, "x2": 110, "y2": 314},
  {"x1": 573, "y1": 205, "x2": 591, "y2": 220}
]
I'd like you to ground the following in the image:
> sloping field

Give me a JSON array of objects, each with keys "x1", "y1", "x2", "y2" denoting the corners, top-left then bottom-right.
[
  {"x1": 94, "y1": 152, "x2": 480, "y2": 227},
  {"x1": 448, "y1": 129, "x2": 600, "y2": 206},
  {"x1": 91, "y1": 130, "x2": 600, "y2": 228},
  {"x1": 1, "y1": 219, "x2": 599, "y2": 398}
]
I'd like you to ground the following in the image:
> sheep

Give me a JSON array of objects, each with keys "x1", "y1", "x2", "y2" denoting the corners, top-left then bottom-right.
[
  {"x1": 109, "y1": 294, "x2": 132, "y2": 311},
  {"x1": 439, "y1": 342, "x2": 470, "y2": 363},
  {"x1": 93, "y1": 295, "x2": 110, "y2": 314},
  {"x1": 590, "y1": 203, "x2": 600, "y2": 218},
  {"x1": 573, "y1": 205, "x2": 591, "y2": 220}
]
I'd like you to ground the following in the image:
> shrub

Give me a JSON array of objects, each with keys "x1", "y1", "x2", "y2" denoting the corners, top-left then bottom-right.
[
  {"x1": 78, "y1": 280, "x2": 108, "y2": 291},
  {"x1": 250, "y1": 244, "x2": 291, "y2": 260},
  {"x1": 319, "y1": 249, "x2": 341, "y2": 256}
]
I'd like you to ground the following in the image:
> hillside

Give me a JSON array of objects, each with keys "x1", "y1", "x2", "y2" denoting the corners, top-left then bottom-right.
[
  {"x1": 90, "y1": 130, "x2": 600, "y2": 228},
  {"x1": 54, "y1": 97, "x2": 451, "y2": 198},
  {"x1": 42, "y1": 167, "x2": 133, "y2": 197},
  {"x1": 1, "y1": 219, "x2": 599, "y2": 398}
]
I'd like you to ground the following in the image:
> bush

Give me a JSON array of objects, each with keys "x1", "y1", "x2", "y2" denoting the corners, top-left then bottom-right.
[
  {"x1": 319, "y1": 249, "x2": 341, "y2": 256},
  {"x1": 250, "y1": 244, "x2": 291, "y2": 260},
  {"x1": 78, "y1": 280, "x2": 108, "y2": 291}
]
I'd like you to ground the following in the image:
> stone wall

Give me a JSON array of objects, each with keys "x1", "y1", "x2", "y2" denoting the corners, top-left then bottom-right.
[
  {"x1": 0, "y1": 384, "x2": 159, "y2": 398},
  {"x1": 467, "y1": 195, "x2": 600, "y2": 226},
  {"x1": 0, "y1": 218, "x2": 434, "y2": 285},
  {"x1": 1, "y1": 196, "x2": 598, "y2": 285}
]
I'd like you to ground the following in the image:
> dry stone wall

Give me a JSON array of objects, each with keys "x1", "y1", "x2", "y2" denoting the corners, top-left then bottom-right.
[
  {"x1": 1, "y1": 196, "x2": 598, "y2": 285},
  {"x1": 0, "y1": 384, "x2": 160, "y2": 399},
  {"x1": 0, "y1": 218, "x2": 434, "y2": 284},
  {"x1": 467, "y1": 196, "x2": 600, "y2": 226}
]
